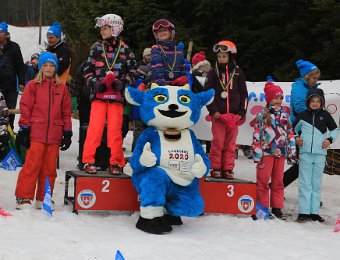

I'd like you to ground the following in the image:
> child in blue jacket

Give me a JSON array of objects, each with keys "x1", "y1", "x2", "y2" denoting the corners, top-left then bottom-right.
[{"x1": 294, "y1": 89, "x2": 338, "y2": 223}]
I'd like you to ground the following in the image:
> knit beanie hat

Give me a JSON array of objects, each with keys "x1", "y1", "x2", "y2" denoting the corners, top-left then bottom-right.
[
  {"x1": 38, "y1": 52, "x2": 59, "y2": 71},
  {"x1": 192, "y1": 51, "x2": 206, "y2": 66},
  {"x1": 0, "y1": 21, "x2": 9, "y2": 35},
  {"x1": 47, "y1": 22, "x2": 62, "y2": 38},
  {"x1": 143, "y1": 48, "x2": 151, "y2": 57},
  {"x1": 296, "y1": 59, "x2": 318, "y2": 77},
  {"x1": 264, "y1": 82, "x2": 283, "y2": 104}
]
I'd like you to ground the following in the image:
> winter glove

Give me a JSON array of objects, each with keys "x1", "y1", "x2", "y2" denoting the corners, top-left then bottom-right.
[
  {"x1": 140, "y1": 142, "x2": 157, "y2": 167},
  {"x1": 94, "y1": 81, "x2": 107, "y2": 93},
  {"x1": 111, "y1": 79, "x2": 123, "y2": 91},
  {"x1": 60, "y1": 131, "x2": 72, "y2": 151},
  {"x1": 170, "y1": 76, "x2": 188, "y2": 86},
  {"x1": 0, "y1": 133, "x2": 9, "y2": 147},
  {"x1": 17, "y1": 127, "x2": 30, "y2": 149}
]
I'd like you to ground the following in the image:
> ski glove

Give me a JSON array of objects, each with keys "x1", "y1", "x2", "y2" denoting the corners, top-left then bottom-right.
[
  {"x1": 0, "y1": 133, "x2": 9, "y2": 147},
  {"x1": 111, "y1": 79, "x2": 123, "y2": 91},
  {"x1": 17, "y1": 127, "x2": 30, "y2": 149},
  {"x1": 60, "y1": 130, "x2": 72, "y2": 151},
  {"x1": 94, "y1": 81, "x2": 107, "y2": 93}
]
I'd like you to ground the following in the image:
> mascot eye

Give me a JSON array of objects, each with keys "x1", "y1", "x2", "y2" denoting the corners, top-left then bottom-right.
[
  {"x1": 179, "y1": 95, "x2": 191, "y2": 104},
  {"x1": 154, "y1": 94, "x2": 167, "y2": 103}
]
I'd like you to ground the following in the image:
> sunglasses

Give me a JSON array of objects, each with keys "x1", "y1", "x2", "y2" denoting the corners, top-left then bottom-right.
[
  {"x1": 152, "y1": 19, "x2": 174, "y2": 32},
  {"x1": 213, "y1": 44, "x2": 237, "y2": 53}
]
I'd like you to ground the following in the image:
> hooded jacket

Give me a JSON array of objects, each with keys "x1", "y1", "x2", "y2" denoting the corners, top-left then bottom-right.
[{"x1": 293, "y1": 89, "x2": 339, "y2": 155}]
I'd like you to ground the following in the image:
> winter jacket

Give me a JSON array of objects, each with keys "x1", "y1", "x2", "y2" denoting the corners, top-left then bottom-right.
[
  {"x1": 46, "y1": 41, "x2": 72, "y2": 83},
  {"x1": 0, "y1": 54, "x2": 14, "y2": 91},
  {"x1": 253, "y1": 106, "x2": 296, "y2": 163},
  {"x1": 290, "y1": 77, "x2": 319, "y2": 123},
  {"x1": 83, "y1": 37, "x2": 136, "y2": 103},
  {"x1": 204, "y1": 62, "x2": 248, "y2": 118},
  {"x1": 24, "y1": 64, "x2": 38, "y2": 84},
  {"x1": 150, "y1": 40, "x2": 187, "y2": 86},
  {"x1": 1, "y1": 40, "x2": 25, "y2": 91},
  {"x1": 19, "y1": 78, "x2": 72, "y2": 144},
  {"x1": 0, "y1": 91, "x2": 9, "y2": 136},
  {"x1": 294, "y1": 89, "x2": 339, "y2": 156}
]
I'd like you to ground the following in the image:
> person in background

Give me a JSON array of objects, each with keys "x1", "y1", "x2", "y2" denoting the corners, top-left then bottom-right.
[
  {"x1": 15, "y1": 52, "x2": 72, "y2": 209},
  {"x1": 24, "y1": 53, "x2": 39, "y2": 85},
  {"x1": 0, "y1": 21, "x2": 25, "y2": 130},
  {"x1": 253, "y1": 82, "x2": 296, "y2": 220},
  {"x1": 283, "y1": 60, "x2": 321, "y2": 187},
  {"x1": 82, "y1": 14, "x2": 136, "y2": 175},
  {"x1": 294, "y1": 89, "x2": 338, "y2": 223},
  {"x1": 137, "y1": 47, "x2": 151, "y2": 67},
  {"x1": 46, "y1": 22, "x2": 72, "y2": 85},
  {"x1": 204, "y1": 40, "x2": 248, "y2": 179},
  {"x1": 150, "y1": 19, "x2": 187, "y2": 86}
]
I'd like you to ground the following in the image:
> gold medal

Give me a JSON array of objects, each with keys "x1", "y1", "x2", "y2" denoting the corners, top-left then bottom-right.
[
  {"x1": 169, "y1": 71, "x2": 174, "y2": 78},
  {"x1": 221, "y1": 91, "x2": 228, "y2": 98}
]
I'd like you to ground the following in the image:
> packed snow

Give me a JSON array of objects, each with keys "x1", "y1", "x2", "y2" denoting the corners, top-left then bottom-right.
[{"x1": 0, "y1": 25, "x2": 339, "y2": 260}]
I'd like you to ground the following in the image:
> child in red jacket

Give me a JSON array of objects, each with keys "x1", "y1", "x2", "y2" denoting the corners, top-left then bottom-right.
[{"x1": 15, "y1": 52, "x2": 72, "y2": 210}]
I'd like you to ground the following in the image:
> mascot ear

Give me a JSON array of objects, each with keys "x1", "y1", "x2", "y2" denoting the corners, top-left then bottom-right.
[
  {"x1": 125, "y1": 86, "x2": 144, "y2": 106},
  {"x1": 196, "y1": 89, "x2": 215, "y2": 107}
]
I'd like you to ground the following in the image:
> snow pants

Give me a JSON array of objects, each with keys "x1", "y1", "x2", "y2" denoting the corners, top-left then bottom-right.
[
  {"x1": 15, "y1": 142, "x2": 59, "y2": 201},
  {"x1": 256, "y1": 156, "x2": 285, "y2": 209},
  {"x1": 298, "y1": 153, "x2": 326, "y2": 215},
  {"x1": 132, "y1": 167, "x2": 204, "y2": 219},
  {"x1": 82, "y1": 100, "x2": 125, "y2": 167},
  {"x1": 209, "y1": 119, "x2": 238, "y2": 170}
]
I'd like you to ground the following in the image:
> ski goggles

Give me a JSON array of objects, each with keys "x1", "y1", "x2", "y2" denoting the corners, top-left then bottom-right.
[
  {"x1": 213, "y1": 44, "x2": 237, "y2": 54},
  {"x1": 152, "y1": 19, "x2": 174, "y2": 32},
  {"x1": 95, "y1": 18, "x2": 123, "y2": 28}
]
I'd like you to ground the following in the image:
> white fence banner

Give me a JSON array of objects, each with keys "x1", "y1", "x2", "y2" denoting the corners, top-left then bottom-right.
[{"x1": 191, "y1": 79, "x2": 340, "y2": 148}]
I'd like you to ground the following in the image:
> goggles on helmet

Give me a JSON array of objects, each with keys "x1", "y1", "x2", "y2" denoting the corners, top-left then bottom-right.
[
  {"x1": 95, "y1": 18, "x2": 123, "y2": 28},
  {"x1": 152, "y1": 19, "x2": 174, "y2": 32},
  {"x1": 213, "y1": 43, "x2": 237, "y2": 54}
]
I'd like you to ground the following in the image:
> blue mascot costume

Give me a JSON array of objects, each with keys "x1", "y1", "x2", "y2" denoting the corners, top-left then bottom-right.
[{"x1": 125, "y1": 83, "x2": 214, "y2": 234}]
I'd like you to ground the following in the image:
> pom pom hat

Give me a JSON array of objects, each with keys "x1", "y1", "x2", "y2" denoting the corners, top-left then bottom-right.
[
  {"x1": 264, "y1": 82, "x2": 283, "y2": 104},
  {"x1": 192, "y1": 51, "x2": 206, "y2": 66},
  {"x1": 296, "y1": 59, "x2": 318, "y2": 77},
  {"x1": 38, "y1": 52, "x2": 59, "y2": 71}
]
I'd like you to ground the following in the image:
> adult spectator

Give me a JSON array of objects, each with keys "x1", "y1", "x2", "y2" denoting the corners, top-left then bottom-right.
[
  {"x1": 25, "y1": 53, "x2": 39, "y2": 84},
  {"x1": 137, "y1": 47, "x2": 151, "y2": 67},
  {"x1": 0, "y1": 21, "x2": 25, "y2": 130},
  {"x1": 46, "y1": 22, "x2": 72, "y2": 84}
]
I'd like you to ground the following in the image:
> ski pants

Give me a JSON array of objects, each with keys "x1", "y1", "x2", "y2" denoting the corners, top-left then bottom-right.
[
  {"x1": 256, "y1": 156, "x2": 285, "y2": 209},
  {"x1": 15, "y1": 142, "x2": 59, "y2": 201},
  {"x1": 209, "y1": 119, "x2": 238, "y2": 171},
  {"x1": 298, "y1": 153, "x2": 326, "y2": 215},
  {"x1": 132, "y1": 167, "x2": 204, "y2": 219},
  {"x1": 82, "y1": 100, "x2": 125, "y2": 167}
]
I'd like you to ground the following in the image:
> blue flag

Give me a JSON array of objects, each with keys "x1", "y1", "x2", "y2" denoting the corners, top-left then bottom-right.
[
  {"x1": 0, "y1": 148, "x2": 22, "y2": 170},
  {"x1": 43, "y1": 178, "x2": 53, "y2": 216},
  {"x1": 255, "y1": 201, "x2": 270, "y2": 220},
  {"x1": 115, "y1": 250, "x2": 125, "y2": 260}
]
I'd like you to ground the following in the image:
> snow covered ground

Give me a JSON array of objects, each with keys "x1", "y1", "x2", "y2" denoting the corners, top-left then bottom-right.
[{"x1": 0, "y1": 25, "x2": 339, "y2": 260}]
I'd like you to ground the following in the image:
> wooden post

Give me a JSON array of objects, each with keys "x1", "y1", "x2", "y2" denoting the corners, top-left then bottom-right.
[{"x1": 186, "y1": 41, "x2": 193, "y2": 62}]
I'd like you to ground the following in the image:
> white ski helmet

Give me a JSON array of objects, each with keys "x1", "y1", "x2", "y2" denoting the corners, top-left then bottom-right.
[{"x1": 95, "y1": 14, "x2": 124, "y2": 37}]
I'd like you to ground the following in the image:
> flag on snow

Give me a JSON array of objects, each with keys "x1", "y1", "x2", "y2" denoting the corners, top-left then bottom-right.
[
  {"x1": 0, "y1": 148, "x2": 22, "y2": 170},
  {"x1": 334, "y1": 213, "x2": 340, "y2": 233},
  {"x1": 0, "y1": 207, "x2": 12, "y2": 217},
  {"x1": 255, "y1": 202, "x2": 270, "y2": 220},
  {"x1": 43, "y1": 178, "x2": 53, "y2": 216},
  {"x1": 115, "y1": 250, "x2": 125, "y2": 260}
]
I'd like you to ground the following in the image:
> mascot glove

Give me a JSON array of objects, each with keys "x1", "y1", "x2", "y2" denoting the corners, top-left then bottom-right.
[
  {"x1": 140, "y1": 142, "x2": 157, "y2": 167},
  {"x1": 94, "y1": 81, "x2": 107, "y2": 93},
  {"x1": 190, "y1": 154, "x2": 207, "y2": 178}
]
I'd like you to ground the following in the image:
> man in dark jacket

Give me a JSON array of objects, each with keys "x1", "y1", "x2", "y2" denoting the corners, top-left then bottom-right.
[
  {"x1": 46, "y1": 22, "x2": 72, "y2": 85},
  {"x1": 0, "y1": 21, "x2": 25, "y2": 130}
]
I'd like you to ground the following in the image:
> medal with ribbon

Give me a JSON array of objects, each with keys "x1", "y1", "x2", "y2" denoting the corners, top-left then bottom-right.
[
  {"x1": 158, "y1": 44, "x2": 177, "y2": 79},
  {"x1": 215, "y1": 63, "x2": 236, "y2": 98},
  {"x1": 102, "y1": 40, "x2": 122, "y2": 71}
]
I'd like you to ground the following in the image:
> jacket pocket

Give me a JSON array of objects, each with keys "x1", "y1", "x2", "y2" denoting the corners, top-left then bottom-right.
[{"x1": 29, "y1": 117, "x2": 46, "y2": 123}]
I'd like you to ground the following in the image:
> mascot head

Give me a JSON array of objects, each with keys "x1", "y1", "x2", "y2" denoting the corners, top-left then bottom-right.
[{"x1": 125, "y1": 84, "x2": 214, "y2": 130}]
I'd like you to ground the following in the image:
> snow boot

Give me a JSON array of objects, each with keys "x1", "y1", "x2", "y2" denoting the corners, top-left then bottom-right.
[
  {"x1": 16, "y1": 198, "x2": 31, "y2": 210},
  {"x1": 222, "y1": 170, "x2": 234, "y2": 179},
  {"x1": 164, "y1": 214, "x2": 183, "y2": 225},
  {"x1": 108, "y1": 164, "x2": 123, "y2": 175},
  {"x1": 271, "y1": 208, "x2": 287, "y2": 220},
  {"x1": 310, "y1": 214, "x2": 325, "y2": 223},
  {"x1": 136, "y1": 216, "x2": 172, "y2": 235},
  {"x1": 84, "y1": 163, "x2": 97, "y2": 174},
  {"x1": 210, "y1": 169, "x2": 221, "y2": 178},
  {"x1": 297, "y1": 214, "x2": 309, "y2": 223}
]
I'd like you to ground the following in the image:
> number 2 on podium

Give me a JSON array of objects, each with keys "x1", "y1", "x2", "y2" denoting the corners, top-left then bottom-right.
[{"x1": 102, "y1": 180, "x2": 110, "y2": 192}]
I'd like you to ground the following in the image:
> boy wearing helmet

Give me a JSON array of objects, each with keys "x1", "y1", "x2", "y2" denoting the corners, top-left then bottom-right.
[
  {"x1": 150, "y1": 19, "x2": 188, "y2": 86},
  {"x1": 204, "y1": 40, "x2": 248, "y2": 179},
  {"x1": 82, "y1": 14, "x2": 136, "y2": 174}
]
